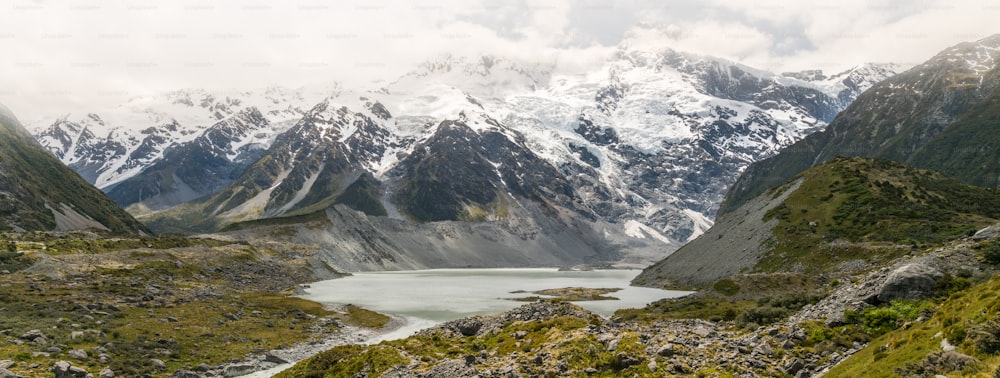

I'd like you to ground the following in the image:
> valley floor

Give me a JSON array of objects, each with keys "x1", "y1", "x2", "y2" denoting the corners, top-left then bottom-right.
[
  {"x1": 0, "y1": 233, "x2": 394, "y2": 378},
  {"x1": 280, "y1": 224, "x2": 1000, "y2": 377}
]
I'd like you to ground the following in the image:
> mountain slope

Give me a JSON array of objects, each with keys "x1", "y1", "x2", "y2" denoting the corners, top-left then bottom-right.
[
  {"x1": 633, "y1": 157, "x2": 1000, "y2": 287},
  {"x1": 32, "y1": 87, "x2": 317, "y2": 209},
  {"x1": 0, "y1": 103, "x2": 148, "y2": 234},
  {"x1": 31, "y1": 38, "x2": 899, "y2": 268},
  {"x1": 721, "y1": 35, "x2": 1000, "y2": 215}
]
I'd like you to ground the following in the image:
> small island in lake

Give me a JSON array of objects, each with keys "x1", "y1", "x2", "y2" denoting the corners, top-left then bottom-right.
[{"x1": 509, "y1": 287, "x2": 622, "y2": 302}]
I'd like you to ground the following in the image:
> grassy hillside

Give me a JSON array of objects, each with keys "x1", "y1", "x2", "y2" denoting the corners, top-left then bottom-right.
[
  {"x1": 720, "y1": 39, "x2": 1000, "y2": 216},
  {"x1": 634, "y1": 157, "x2": 1000, "y2": 289},
  {"x1": 0, "y1": 106, "x2": 148, "y2": 234},
  {"x1": 757, "y1": 157, "x2": 1000, "y2": 274},
  {"x1": 829, "y1": 263, "x2": 1000, "y2": 377}
]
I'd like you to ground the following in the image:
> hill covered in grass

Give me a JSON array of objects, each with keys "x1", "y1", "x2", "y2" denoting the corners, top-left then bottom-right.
[
  {"x1": 0, "y1": 104, "x2": 147, "y2": 234},
  {"x1": 633, "y1": 157, "x2": 1000, "y2": 289}
]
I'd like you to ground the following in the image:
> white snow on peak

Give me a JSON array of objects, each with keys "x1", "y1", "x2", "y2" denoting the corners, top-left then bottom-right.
[{"x1": 33, "y1": 86, "x2": 326, "y2": 189}]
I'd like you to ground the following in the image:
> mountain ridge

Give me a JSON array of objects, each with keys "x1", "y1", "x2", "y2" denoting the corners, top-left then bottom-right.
[
  {"x1": 0, "y1": 103, "x2": 148, "y2": 234},
  {"x1": 30, "y1": 45, "x2": 901, "y2": 269},
  {"x1": 720, "y1": 34, "x2": 1000, "y2": 216}
]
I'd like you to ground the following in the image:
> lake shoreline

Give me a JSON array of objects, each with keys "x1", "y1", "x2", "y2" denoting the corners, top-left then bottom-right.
[
  {"x1": 240, "y1": 268, "x2": 692, "y2": 377},
  {"x1": 237, "y1": 304, "x2": 411, "y2": 377}
]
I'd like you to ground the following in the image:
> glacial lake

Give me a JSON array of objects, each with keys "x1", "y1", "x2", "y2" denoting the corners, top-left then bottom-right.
[{"x1": 299, "y1": 268, "x2": 692, "y2": 342}]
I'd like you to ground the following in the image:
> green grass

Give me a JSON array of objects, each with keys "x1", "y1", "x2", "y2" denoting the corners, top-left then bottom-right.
[
  {"x1": 343, "y1": 304, "x2": 391, "y2": 328},
  {"x1": 828, "y1": 275, "x2": 1000, "y2": 377},
  {"x1": 0, "y1": 235, "x2": 365, "y2": 378},
  {"x1": 756, "y1": 157, "x2": 999, "y2": 274},
  {"x1": 0, "y1": 114, "x2": 148, "y2": 234},
  {"x1": 279, "y1": 312, "x2": 700, "y2": 378}
]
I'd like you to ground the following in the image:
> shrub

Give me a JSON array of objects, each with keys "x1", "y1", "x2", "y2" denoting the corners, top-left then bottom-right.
[
  {"x1": 737, "y1": 306, "x2": 789, "y2": 328},
  {"x1": 845, "y1": 300, "x2": 926, "y2": 337},
  {"x1": 984, "y1": 242, "x2": 1000, "y2": 265},
  {"x1": 713, "y1": 279, "x2": 740, "y2": 296}
]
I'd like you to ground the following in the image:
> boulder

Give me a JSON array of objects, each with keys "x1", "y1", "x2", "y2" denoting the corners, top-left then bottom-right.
[
  {"x1": 784, "y1": 358, "x2": 805, "y2": 375},
  {"x1": 150, "y1": 359, "x2": 167, "y2": 370},
  {"x1": 877, "y1": 263, "x2": 943, "y2": 302},
  {"x1": 98, "y1": 368, "x2": 114, "y2": 378},
  {"x1": 264, "y1": 352, "x2": 289, "y2": 364},
  {"x1": 0, "y1": 368, "x2": 19, "y2": 378},
  {"x1": 171, "y1": 370, "x2": 202, "y2": 378},
  {"x1": 68, "y1": 349, "x2": 88, "y2": 360},
  {"x1": 657, "y1": 343, "x2": 675, "y2": 357},
  {"x1": 452, "y1": 317, "x2": 483, "y2": 337},
  {"x1": 20, "y1": 329, "x2": 43, "y2": 340},
  {"x1": 973, "y1": 224, "x2": 1000, "y2": 241},
  {"x1": 51, "y1": 361, "x2": 89, "y2": 378},
  {"x1": 222, "y1": 363, "x2": 255, "y2": 377}
]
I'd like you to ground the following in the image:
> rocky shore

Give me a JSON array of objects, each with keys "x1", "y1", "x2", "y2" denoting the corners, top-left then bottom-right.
[{"x1": 278, "y1": 224, "x2": 1000, "y2": 377}]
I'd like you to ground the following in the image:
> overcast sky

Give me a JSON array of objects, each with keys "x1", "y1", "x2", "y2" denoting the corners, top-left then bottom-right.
[{"x1": 1, "y1": 0, "x2": 997, "y2": 121}]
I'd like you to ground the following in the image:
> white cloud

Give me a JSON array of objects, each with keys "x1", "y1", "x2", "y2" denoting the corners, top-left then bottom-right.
[{"x1": 0, "y1": 0, "x2": 996, "y2": 122}]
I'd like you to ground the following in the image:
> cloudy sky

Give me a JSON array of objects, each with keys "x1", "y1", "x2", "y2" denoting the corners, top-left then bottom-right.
[{"x1": 1, "y1": 0, "x2": 997, "y2": 121}]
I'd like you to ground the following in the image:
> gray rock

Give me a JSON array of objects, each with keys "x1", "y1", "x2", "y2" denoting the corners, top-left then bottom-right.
[
  {"x1": 222, "y1": 364, "x2": 255, "y2": 377},
  {"x1": 0, "y1": 361, "x2": 14, "y2": 369},
  {"x1": 973, "y1": 224, "x2": 1000, "y2": 241},
  {"x1": 421, "y1": 359, "x2": 479, "y2": 378},
  {"x1": 606, "y1": 338, "x2": 619, "y2": 351},
  {"x1": 452, "y1": 317, "x2": 483, "y2": 337},
  {"x1": 171, "y1": 370, "x2": 202, "y2": 378},
  {"x1": 691, "y1": 325, "x2": 713, "y2": 337},
  {"x1": 19, "y1": 329, "x2": 44, "y2": 341},
  {"x1": 0, "y1": 368, "x2": 19, "y2": 378},
  {"x1": 657, "y1": 343, "x2": 675, "y2": 357},
  {"x1": 68, "y1": 349, "x2": 88, "y2": 360},
  {"x1": 784, "y1": 358, "x2": 805, "y2": 374},
  {"x1": 616, "y1": 353, "x2": 641, "y2": 368},
  {"x1": 150, "y1": 359, "x2": 167, "y2": 370},
  {"x1": 754, "y1": 343, "x2": 772, "y2": 356},
  {"x1": 52, "y1": 361, "x2": 89, "y2": 378},
  {"x1": 877, "y1": 263, "x2": 944, "y2": 302},
  {"x1": 647, "y1": 360, "x2": 658, "y2": 372},
  {"x1": 264, "y1": 352, "x2": 289, "y2": 364},
  {"x1": 98, "y1": 367, "x2": 114, "y2": 378}
]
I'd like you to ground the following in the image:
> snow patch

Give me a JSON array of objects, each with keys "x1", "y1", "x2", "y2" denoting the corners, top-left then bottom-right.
[
  {"x1": 274, "y1": 164, "x2": 325, "y2": 216},
  {"x1": 624, "y1": 220, "x2": 673, "y2": 245},
  {"x1": 682, "y1": 209, "x2": 714, "y2": 242}
]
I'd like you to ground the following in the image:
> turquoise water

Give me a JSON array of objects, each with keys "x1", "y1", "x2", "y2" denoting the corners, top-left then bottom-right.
[{"x1": 300, "y1": 268, "x2": 691, "y2": 323}]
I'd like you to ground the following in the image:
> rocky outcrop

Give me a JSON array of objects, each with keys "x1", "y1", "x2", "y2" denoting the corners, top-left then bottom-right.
[
  {"x1": 792, "y1": 224, "x2": 1000, "y2": 326},
  {"x1": 51, "y1": 361, "x2": 89, "y2": 378},
  {"x1": 877, "y1": 263, "x2": 944, "y2": 302},
  {"x1": 631, "y1": 178, "x2": 801, "y2": 287}
]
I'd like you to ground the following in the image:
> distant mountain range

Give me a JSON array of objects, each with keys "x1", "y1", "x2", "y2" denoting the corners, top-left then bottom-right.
[
  {"x1": 636, "y1": 34, "x2": 1000, "y2": 288},
  {"x1": 27, "y1": 30, "x2": 901, "y2": 268}
]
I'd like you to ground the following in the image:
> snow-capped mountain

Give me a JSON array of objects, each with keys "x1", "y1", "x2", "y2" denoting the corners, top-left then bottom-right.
[
  {"x1": 721, "y1": 34, "x2": 1000, "y2": 216},
  {"x1": 31, "y1": 87, "x2": 324, "y2": 207},
  {"x1": 30, "y1": 41, "x2": 900, "y2": 268}
]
